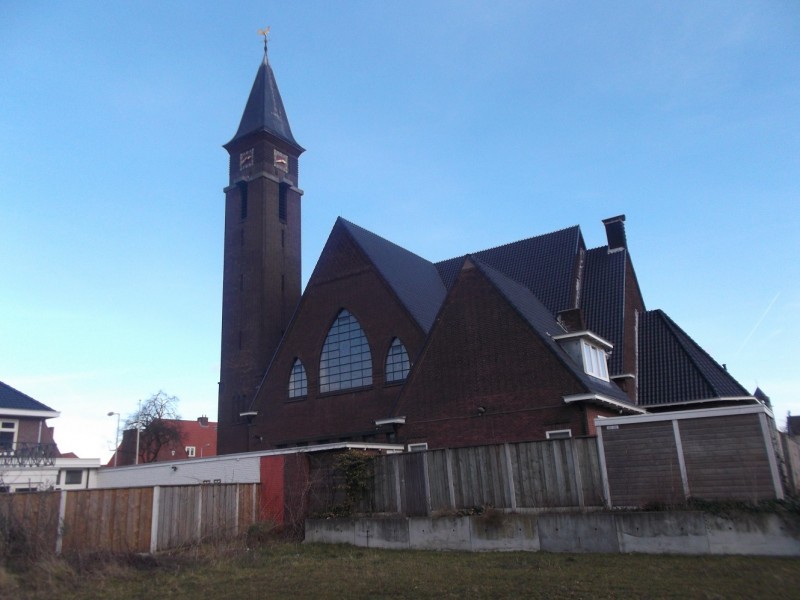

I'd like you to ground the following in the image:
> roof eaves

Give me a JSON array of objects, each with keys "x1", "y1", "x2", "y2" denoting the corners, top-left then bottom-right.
[{"x1": 563, "y1": 393, "x2": 646, "y2": 415}]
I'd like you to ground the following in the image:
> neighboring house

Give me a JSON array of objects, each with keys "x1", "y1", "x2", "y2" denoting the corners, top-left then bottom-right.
[
  {"x1": 107, "y1": 416, "x2": 217, "y2": 466},
  {"x1": 215, "y1": 45, "x2": 764, "y2": 455},
  {"x1": 788, "y1": 414, "x2": 800, "y2": 437},
  {"x1": 0, "y1": 380, "x2": 100, "y2": 492}
]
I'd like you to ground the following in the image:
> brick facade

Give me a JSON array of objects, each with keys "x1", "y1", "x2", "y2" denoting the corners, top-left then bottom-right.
[
  {"x1": 396, "y1": 261, "x2": 615, "y2": 448},
  {"x1": 245, "y1": 224, "x2": 427, "y2": 449}
]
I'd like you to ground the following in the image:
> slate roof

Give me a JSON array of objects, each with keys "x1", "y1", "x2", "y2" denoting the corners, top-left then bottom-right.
[
  {"x1": 638, "y1": 309, "x2": 750, "y2": 405},
  {"x1": 330, "y1": 218, "x2": 751, "y2": 411},
  {"x1": 228, "y1": 52, "x2": 302, "y2": 150},
  {"x1": 436, "y1": 226, "x2": 583, "y2": 316},
  {"x1": 341, "y1": 219, "x2": 447, "y2": 333},
  {"x1": 580, "y1": 247, "x2": 626, "y2": 375},
  {"x1": 473, "y1": 258, "x2": 633, "y2": 406},
  {"x1": 0, "y1": 380, "x2": 58, "y2": 414}
]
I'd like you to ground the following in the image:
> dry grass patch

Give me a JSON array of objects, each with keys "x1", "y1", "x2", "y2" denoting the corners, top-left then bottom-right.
[{"x1": 3, "y1": 542, "x2": 799, "y2": 599}]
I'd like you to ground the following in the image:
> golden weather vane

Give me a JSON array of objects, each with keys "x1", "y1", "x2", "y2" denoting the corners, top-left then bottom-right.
[{"x1": 257, "y1": 26, "x2": 270, "y2": 54}]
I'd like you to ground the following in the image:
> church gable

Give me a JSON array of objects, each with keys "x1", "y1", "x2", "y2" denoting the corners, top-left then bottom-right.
[
  {"x1": 247, "y1": 222, "x2": 429, "y2": 448},
  {"x1": 393, "y1": 259, "x2": 594, "y2": 448},
  {"x1": 306, "y1": 218, "x2": 374, "y2": 287}
]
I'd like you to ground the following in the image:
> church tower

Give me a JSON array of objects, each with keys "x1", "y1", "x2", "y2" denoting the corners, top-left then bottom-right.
[{"x1": 217, "y1": 39, "x2": 304, "y2": 454}]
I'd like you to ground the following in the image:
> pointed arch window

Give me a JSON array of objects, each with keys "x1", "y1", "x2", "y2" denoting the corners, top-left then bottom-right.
[
  {"x1": 320, "y1": 310, "x2": 372, "y2": 393},
  {"x1": 288, "y1": 358, "x2": 308, "y2": 399},
  {"x1": 385, "y1": 338, "x2": 410, "y2": 383}
]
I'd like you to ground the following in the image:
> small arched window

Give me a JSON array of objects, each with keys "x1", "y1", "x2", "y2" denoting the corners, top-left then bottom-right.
[
  {"x1": 288, "y1": 359, "x2": 308, "y2": 398},
  {"x1": 320, "y1": 310, "x2": 372, "y2": 393},
  {"x1": 385, "y1": 338, "x2": 410, "y2": 383}
]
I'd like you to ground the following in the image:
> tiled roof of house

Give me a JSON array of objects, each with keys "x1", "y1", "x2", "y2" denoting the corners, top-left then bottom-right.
[
  {"x1": 638, "y1": 309, "x2": 750, "y2": 405},
  {"x1": 0, "y1": 380, "x2": 57, "y2": 413},
  {"x1": 341, "y1": 219, "x2": 447, "y2": 333},
  {"x1": 581, "y1": 247, "x2": 626, "y2": 375},
  {"x1": 436, "y1": 226, "x2": 583, "y2": 316},
  {"x1": 474, "y1": 258, "x2": 633, "y2": 406}
]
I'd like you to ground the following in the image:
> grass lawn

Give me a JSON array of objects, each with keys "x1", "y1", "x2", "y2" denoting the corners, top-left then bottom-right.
[{"x1": 4, "y1": 542, "x2": 799, "y2": 599}]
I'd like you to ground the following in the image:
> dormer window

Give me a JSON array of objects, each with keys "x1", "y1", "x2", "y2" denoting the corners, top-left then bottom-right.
[
  {"x1": 581, "y1": 341, "x2": 609, "y2": 381},
  {"x1": 552, "y1": 330, "x2": 612, "y2": 382}
]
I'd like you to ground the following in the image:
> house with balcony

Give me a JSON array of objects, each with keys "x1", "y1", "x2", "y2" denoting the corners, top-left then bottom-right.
[{"x1": 0, "y1": 380, "x2": 100, "y2": 492}]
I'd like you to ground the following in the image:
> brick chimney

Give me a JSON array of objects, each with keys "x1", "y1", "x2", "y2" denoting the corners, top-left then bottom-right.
[
  {"x1": 197, "y1": 415, "x2": 209, "y2": 427},
  {"x1": 557, "y1": 308, "x2": 586, "y2": 332},
  {"x1": 602, "y1": 214, "x2": 627, "y2": 252}
]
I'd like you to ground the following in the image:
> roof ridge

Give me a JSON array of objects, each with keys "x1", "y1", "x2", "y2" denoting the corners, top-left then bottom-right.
[
  {"x1": 339, "y1": 218, "x2": 434, "y2": 265},
  {"x1": 436, "y1": 224, "x2": 581, "y2": 266}
]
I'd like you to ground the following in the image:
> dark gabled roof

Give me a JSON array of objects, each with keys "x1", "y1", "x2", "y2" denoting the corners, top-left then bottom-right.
[
  {"x1": 638, "y1": 309, "x2": 750, "y2": 405},
  {"x1": 473, "y1": 258, "x2": 633, "y2": 406},
  {"x1": 340, "y1": 219, "x2": 447, "y2": 333},
  {"x1": 436, "y1": 226, "x2": 582, "y2": 316},
  {"x1": 581, "y1": 246, "x2": 626, "y2": 375},
  {"x1": 228, "y1": 52, "x2": 302, "y2": 151},
  {"x1": 0, "y1": 380, "x2": 58, "y2": 414}
]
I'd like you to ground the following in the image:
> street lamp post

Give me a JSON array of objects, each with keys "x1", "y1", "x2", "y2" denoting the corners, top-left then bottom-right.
[
  {"x1": 107, "y1": 411, "x2": 121, "y2": 467},
  {"x1": 134, "y1": 399, "x2": 142, "y2": 465}
]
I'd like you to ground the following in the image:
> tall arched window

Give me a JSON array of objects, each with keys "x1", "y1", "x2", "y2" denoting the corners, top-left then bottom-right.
[
  {"x1": 385, "y1": 338, "x2": 410, "y2": 383},
  {"x1": 288, "y1": 358, "x2": 308, "y2": 398},
  {"x1": 320, "y1": 310, "x2": 372, "y2": 393}
]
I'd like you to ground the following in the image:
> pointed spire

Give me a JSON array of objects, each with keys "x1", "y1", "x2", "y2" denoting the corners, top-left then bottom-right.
[{"x1": 228, "y1": 32, "x2": 303, "y2": 151}]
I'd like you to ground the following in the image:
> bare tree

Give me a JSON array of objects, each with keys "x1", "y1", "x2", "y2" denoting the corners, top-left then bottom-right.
[{"x1": 126, "y1": 391, "x2": 183, "y2": 463}]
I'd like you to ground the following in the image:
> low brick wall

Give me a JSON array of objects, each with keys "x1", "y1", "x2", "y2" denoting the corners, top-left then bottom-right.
[{"x1": 305, "y1": 511, "x2": 800, "y2": 556}]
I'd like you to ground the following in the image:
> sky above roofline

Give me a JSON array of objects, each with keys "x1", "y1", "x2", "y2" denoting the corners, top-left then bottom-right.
[{"x1": 1, "y1": 2, "x2": 798, "y2": 459}]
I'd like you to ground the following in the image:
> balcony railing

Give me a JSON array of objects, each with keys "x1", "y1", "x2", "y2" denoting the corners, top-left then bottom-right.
[{"x1": 0, "y1": 442, "x2": 58, "y2": 468}]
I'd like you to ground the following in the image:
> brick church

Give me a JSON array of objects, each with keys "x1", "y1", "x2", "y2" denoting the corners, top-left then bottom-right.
[{"x1": 216, "y1": 45, "x2": 759, "y2": 456}]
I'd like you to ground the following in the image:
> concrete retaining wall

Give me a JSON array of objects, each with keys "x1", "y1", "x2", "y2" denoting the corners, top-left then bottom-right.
[{"x1": 305, "y1": 511, "x2": 800, "y2": 556}]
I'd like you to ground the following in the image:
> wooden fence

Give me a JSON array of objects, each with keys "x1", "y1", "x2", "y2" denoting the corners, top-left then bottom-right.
[
  {"x1": 366, "y1": 437, "x2": 603, "y2": 516},
  {"x1": 0, "y1": 483, "x2": 260, "y2": 556}
]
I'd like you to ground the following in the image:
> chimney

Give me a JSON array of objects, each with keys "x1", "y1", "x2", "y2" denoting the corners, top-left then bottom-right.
[
  {"x1": 197, "y1": 415, "x2": 209, "y2": 427},
  {"x1": 602, "y1": 214, "x2": 627, "y2": 252},
  {"x1": 557, "y1": 308, "x2": 586, "y2": 332}
]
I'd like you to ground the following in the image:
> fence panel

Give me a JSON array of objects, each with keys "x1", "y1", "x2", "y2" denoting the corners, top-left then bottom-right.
[
  {"x1": 399, "y1": 452, "x2": 427, "y2": 516},
  {"x1": 62, "y1": 487, "x2": 153, "y2": 554},
  {"x1": 574, "y1": 437, "x2": 604, "y2": 506},
  {"x1": 200, "y1": 484, "x2": 239, "y2": 540},
  {"x1": 157, "y1": 486, "x2": 198, "y2": 550},
  {"x1": 0, "y1": 491, "x2": 60, "y2": 557},
  {"x1": 238, "y1": 482, "x2": 258, "y2": 529},
  {"x1": 372, "y1": 454, "x2": 399, "y2": 514},
  {"x1": 370, "y1": 438, "x2": 604, "y2": 517},
  {"x1": 451, "y1": 445, "x2": 510, "y2": 509},
  {"x1": 426, "y1": 449, "x2": 452, "y2": 513}
]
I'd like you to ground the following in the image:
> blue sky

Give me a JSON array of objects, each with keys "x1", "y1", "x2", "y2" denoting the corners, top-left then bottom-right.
[{"x1": 2, "y1": 1, "x2": 798, "y2": 460}]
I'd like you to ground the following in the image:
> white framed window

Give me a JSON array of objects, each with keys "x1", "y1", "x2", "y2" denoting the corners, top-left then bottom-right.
[
  {"x1": 546, "y1": 429, "x2": 572, "y2": 440},
  {"x1": 185, "y1": 446, "x2": 196, "y2": 457},
  {"x1": 63, "y1": 470, "x2": 83, "y2": 485},
  {"x1": 0, "y1": 420, "x2": 18, "y2": 453},
  {"x1": 581, "y1": 341, "x2": 609, "y2": 381},
  {"x1": 407, "y1": 443, "x2": 428, "y2": 452}
]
